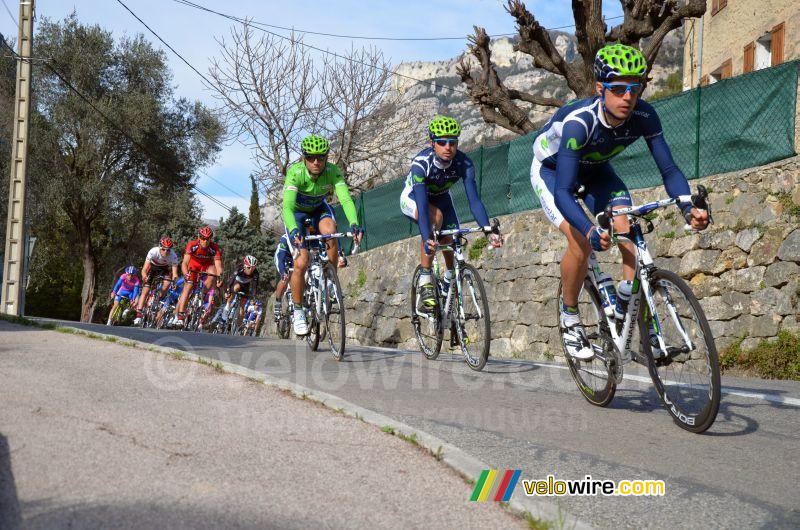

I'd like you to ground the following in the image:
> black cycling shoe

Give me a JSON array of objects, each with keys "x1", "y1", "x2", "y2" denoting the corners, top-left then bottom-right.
[{"x1": 418, "y1": 283, "x2": 437, "y2": 312}]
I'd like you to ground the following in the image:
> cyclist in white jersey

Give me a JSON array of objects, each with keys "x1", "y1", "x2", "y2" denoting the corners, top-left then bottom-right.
[{"x1": 134, "y1": 236, "x2": 180, "y2": 325}]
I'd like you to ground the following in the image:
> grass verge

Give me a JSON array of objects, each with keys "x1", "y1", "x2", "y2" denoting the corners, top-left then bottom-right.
[{"x1": 719, "y1": 331, "x2": 800, "y2": 380}]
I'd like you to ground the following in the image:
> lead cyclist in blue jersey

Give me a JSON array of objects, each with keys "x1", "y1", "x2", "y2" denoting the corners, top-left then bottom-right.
[
  {"x1": 530, "y1": 44, "x2": 709, "y2": 359},
  {"x1": 400, "y1": 115, "x2": 503, "y2": 310}
]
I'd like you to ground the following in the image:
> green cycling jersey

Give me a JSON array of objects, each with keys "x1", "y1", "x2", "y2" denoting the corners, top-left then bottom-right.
[{"x1": 282, "y1": 160, "x2": 359, "y2": 232}]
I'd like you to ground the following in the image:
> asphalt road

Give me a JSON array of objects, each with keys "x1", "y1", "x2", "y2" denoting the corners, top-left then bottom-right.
[{"x1": 34, "y1": 319, "x2": 800, "y2": 528}]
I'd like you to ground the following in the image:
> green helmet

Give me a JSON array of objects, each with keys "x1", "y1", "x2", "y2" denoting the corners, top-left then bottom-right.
[
  {"x1": 428, "y1": 115, "x2": 461, "y2": 139},
  {"x1": 301, "y1": 135, "x2": 330, "y2": 156},
  {"x1": 594, "y1": 44, "x2": 647, "y2": 82}
]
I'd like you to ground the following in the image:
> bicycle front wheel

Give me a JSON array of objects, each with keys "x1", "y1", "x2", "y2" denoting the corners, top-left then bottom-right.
[
  {"x1": 458, "y1": 264, "x2": 491, "y2": 371},
  {"x1": 410, "y1": 265, "x2": 443, "y2": 360},
  {"x1": 557, "y1": 278, "x2": 617, "y2": 407},
  {"x1": 305, "y1": 289, "x2": 321, "y2": 351},
  {"x1": 641, "y1": 269, "x2": 721, "y2": 433}
]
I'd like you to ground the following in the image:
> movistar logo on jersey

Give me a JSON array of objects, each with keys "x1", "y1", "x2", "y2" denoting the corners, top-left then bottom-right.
[
  {"x1": 567, "y1": 138, "x2": 580, "y2": 151},
  {"x1": 540, "y1": 137, "x2": 549, "y2": 150},
  {"x1": 428, "y1": 181, "x2": 456, "y2": 194},
  {"x1": 610, "y1": 190, "x2": 627, "y2": 198},
  {"x1": 581, "y1": 144, "x2": 625, "y2": 161}
]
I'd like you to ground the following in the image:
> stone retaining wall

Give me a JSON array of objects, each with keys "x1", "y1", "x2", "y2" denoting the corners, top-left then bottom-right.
[{"x1": 335, "y1": 156, "x2": 800, "y2": 360}]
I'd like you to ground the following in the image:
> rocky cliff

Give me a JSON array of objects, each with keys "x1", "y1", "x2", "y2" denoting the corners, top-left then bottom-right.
[{"x1": 387, "y1": 30, "x2": 683, "y2": 153}]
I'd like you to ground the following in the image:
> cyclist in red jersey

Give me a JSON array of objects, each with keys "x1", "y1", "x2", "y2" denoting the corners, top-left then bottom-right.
[{"x1": 171, "y1": 226, "x2": 223, "y2": 327}]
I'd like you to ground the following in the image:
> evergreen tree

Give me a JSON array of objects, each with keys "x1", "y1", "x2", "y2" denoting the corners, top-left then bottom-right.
[
  {"x1": 216, "y1": 207, "x2": 275, "y2": 297},
  {"x1": 248, "y1": 174, "x2": 262, "y2": 233}
]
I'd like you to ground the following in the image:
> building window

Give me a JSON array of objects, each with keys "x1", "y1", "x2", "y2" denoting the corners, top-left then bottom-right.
[
  {"x1": 755, "y1": 32, "x2": 772, "y2": 70},
  {"x1": 709, "y1": 59, "x2": 732, "y2": 84},
  {"x1": 711, "y1": 0, "x2": 727, "y2": 16}
]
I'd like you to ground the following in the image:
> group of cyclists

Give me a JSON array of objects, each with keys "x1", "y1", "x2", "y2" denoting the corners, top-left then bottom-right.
[
  {"x1": 111, "y1": 44, "x2": 711, "y2": 363},
  {"x1": 107, "y1": 229, "x2": 265, "y2": 334}
]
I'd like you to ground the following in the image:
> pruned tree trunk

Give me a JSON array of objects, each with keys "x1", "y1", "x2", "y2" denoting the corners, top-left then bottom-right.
[
  {"x1": 459, "y1": 0, "x2": 707, "y2": 135},
  {"x1": 78, "y1": 223, "x2": 98, "y2": 323}
]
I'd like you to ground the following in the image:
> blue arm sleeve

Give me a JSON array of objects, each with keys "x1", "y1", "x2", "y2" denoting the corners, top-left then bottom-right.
[
  {"x1": 132, "y1": 280, "x2": 141, "y2": 301},
  {"x1": 554, "y1": 120, "x2": 594, "y2": 236},
  {"x1": 639, "y1": 104, "x2": 691, "y2": 215},
  {"x1": 413, "y1": 182, "x2": 433, "y2": 244},
  {"x1": 112, "y1": 277, "x2": 123, "y2": 294},
  {"x1": 646, "y1": 133, "x2": 692, "y2": 215},
  {"x1": 462, "y1": 161, "x2": 490, "y2": 228}
]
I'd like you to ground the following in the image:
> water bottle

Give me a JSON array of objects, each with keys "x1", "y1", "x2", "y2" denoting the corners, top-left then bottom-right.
[
  {"x1": 596, "y1": 272, "x2": 617, "y2": 318},
  {"x1": 615, "y1": 280, "x2": 633, "y2": 320}
]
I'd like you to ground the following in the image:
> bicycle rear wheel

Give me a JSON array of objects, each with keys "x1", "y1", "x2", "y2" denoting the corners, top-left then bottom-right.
[
  {"x1": 557, "y1": 278, "x2": 617, "y2": 407},
  {"x1": 458, "y1": 264, "x2": 491, "y2": 371},
  {"x1": 640, "y1": 269, "x2": 720, "y2": 433},
  {"x1": 410, "y1": 265, "x2": 443, "y2": 360},
  {"x1": 324, "y1": 264, "x2": 346, "y2": 361}
]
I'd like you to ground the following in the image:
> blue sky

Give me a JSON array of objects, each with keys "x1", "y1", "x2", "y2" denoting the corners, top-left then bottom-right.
[{"x1": 1, "y1": 0, "x2": 623, "y2": 219}]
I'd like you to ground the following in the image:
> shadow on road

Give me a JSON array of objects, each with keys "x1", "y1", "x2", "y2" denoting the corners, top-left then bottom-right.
[
  {"x1": 611, "y1": 390, "x2": 760, "y2": 437},
  {"x1": 0, "y1": 434, "x2": 22, "y2": 530}
]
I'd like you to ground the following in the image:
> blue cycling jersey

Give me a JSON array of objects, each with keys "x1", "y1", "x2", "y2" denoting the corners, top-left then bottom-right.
[
  {"x1": 533, "y1": 96, "x2": 691, "y2": 236},
  {"x1": 164, "y1": 277, "x2": 185, "y2": 305},
  {"x1": 404, "y1": 148, "x2": 490, "y2": 242},
  {"x1": 112, "y1": 273, "x2": 140, "y2": 301}
]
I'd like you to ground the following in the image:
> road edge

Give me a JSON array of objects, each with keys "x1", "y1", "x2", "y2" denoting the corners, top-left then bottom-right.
[{"x1": 18, "y1": 317, "x2": 593, "y2": 529}]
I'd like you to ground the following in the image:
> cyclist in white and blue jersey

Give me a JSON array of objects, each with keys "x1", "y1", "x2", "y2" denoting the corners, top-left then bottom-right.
[
  {"x1": 273, "y1": 234, "x2": 293, "y2": 319},
  {"x1": 530, "y1": 44, "x2": 709, "y2": 359},
  {"x1": 400, "y1": 115, "x2": 503, "y2": 309}
]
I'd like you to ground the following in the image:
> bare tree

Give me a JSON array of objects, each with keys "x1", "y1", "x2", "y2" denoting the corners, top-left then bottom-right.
[
  {"x1": 207, "y1": 23, "x2": 318, "y2": 201},
  {"x1": 317, "y1": 46, "x2": 424, "y2": 190},
  {"x1": 457, "y1": 0, "x2": 706, "y2": 135}
]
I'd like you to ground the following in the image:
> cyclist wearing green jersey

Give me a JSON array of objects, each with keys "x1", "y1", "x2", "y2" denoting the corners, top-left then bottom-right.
[{"x1": 283, "y1": 134, "x2": 363, "y2": 335}]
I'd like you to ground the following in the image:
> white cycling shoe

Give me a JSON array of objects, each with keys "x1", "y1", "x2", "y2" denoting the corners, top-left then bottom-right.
[
  {"x1": 560, "y1": 310, "x2": 594, "y2": 360},
  {"x1": 293, "y1": 310, "x2": 309, "y2": 336}
]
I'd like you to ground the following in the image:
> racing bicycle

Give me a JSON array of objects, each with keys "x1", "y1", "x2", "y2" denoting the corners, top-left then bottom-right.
[
  {"x1": 558, "y1": 185, "x2": 721, "y2": 433},
  {"x1": 410, "y1": 219, "x2": 500, "y2": 371}
]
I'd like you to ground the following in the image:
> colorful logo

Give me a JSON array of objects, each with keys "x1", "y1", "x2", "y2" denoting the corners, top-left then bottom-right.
[{"x1": 470, "y1": 470, "x2": 521, "y2": 501}]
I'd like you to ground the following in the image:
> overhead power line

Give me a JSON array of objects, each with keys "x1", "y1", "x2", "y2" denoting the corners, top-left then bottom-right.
[
  {"x1": 0, "y1": 0, "x2": 17, "y2": 28},
  {"x1": 172, "y1": 0, "x2": 623, "y2": 42},
  {"x1": 0, "y1": 38, "x2": 235, "y2": 215},
  {"x1": 166, "y1": 0, "x2": 473, "y2": 97},
  {"x1": 114, "y1": 0, "x2": 215, "y2": 89}
]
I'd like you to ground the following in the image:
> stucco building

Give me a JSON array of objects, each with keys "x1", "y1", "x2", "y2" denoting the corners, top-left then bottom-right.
[{"x1": 682, "y1": 0, "x2": 799, "y2": 88}]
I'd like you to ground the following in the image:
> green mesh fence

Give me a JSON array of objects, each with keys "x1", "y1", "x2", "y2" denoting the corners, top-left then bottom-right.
[{"x1": 334, "y1": 61, "x2": 798, "y2": 252}]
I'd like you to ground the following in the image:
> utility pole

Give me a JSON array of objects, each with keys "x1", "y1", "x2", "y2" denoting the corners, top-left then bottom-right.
[{"x1": 2, "y1": 0, "x2": 34, "y2": 316}]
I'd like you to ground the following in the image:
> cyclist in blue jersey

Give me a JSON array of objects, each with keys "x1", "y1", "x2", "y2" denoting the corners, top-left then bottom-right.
[
  {"x1": 530, "y1": 44, "x2": 709, "y2": 359},
  {"x1": 157, "y1": 276, "x2": 185, "y2": 325},
  {"x1": 106, "y1": 266, "x2": 141, "y2": 325},
  {"x1": 273, "y1": 234, "x2": 294, "y2": 319},
  {"x1": 400, "y1": 115, "x2": 503, "y2": 310}
]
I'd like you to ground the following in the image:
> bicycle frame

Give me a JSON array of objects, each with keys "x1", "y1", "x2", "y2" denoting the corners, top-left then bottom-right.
[
  {"x1": 414, "y1": 225, "x2": 491, "y2": 327},
  {"x1": 303, "y1": 232, "x2": 357, "y2": 318},
  {"x1": 587, "y1": 194, "x2": 703, "y2": 365}
]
